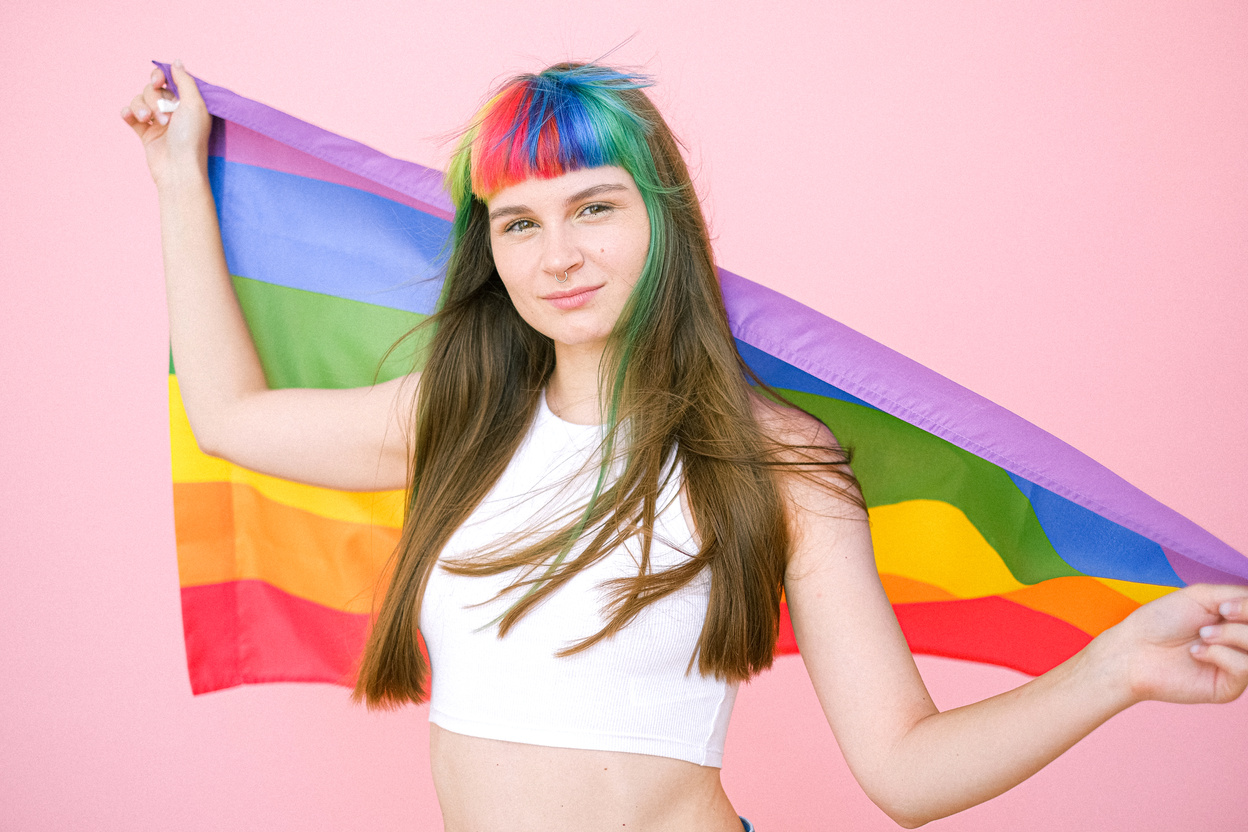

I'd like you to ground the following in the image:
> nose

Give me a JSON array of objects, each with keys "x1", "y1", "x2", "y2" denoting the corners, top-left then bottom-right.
[{"x1": 539, "y1": 222, "x2": 583, "y2": 281}]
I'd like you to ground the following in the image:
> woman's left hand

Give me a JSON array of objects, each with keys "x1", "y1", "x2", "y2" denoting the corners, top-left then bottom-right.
[{"x1": 1107, "y1": 583, "x2": 1248, "y2": 706}]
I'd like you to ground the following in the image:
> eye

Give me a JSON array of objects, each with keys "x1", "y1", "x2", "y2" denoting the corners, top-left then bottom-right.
[
  {"x1": 503, "y1": 218, "x2": 537, "y2": 234},
  {"x1": 579, "y1": 202, "x2": 614, "y2": 219}
]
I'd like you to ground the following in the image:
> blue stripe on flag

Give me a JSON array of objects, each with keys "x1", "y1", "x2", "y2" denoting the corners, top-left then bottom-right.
[
  {"x1": 1007, "y1": 472, "x2": 1184, "y2": 586},
  {"x1": 211, "y1": 157, "x2": 451, "y2": 314},
  {"x1": 736, "y1": 340, "x2": 874, "y2": 408}
]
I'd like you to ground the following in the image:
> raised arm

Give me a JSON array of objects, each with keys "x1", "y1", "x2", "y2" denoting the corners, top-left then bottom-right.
[
  {"x1": 776, "y1": 413, "x2": 1248, "y2": 828},
  {"x1": 122, "y1": 63, "x2": 413, "y2": 491}
]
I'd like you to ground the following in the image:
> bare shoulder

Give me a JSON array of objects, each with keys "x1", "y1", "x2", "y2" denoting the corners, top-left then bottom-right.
[
  {"x1": 747, "y1": 390, "x2": 840, "y2": 453},
  {"x1": 747, "y1": 390, "x2": 866, "y2": 529}
]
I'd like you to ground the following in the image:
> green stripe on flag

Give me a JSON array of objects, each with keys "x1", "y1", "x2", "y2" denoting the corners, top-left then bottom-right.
[
  {"x1": 169, "y1": 277, "x2": 429, "y2": 387},
  {"x1": 234, "y1": 275, "x2": 428, "y2": 389},
  {"x1": 785, "y1": 389, "x2": 1079, "y2": 585}
]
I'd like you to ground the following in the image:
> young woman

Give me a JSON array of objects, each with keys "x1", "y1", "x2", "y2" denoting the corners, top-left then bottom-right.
[{"x1": 123, "y1": 61, "x2": 1248, "y2": 831}]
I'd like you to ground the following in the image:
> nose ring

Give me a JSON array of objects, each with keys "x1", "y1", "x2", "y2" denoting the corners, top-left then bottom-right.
[{"x1": 557, "y1": 270, "x2": 569, "y2": 283}]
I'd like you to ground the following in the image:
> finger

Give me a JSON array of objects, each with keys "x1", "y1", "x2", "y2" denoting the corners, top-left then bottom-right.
[
  {"x1": 120, "y1": 105, "x2": 146, "y2": 136},
  {"x1": 1183, "y1": 583, "x2": 1248, "y2": 615},
  {"x1": 123, "y1": 93, "x2": 158, "y2": 138},
  {"x1": 1219, "y1": 595, "x2": 1248, "y2": 621},
  {"x1": 1189, "y1": 642, "x2": 1248, "y2": 702},
  {"x1": 143, "y1": 83, "x2": 176, "y2": 126},
  {"x1": 128, "y1": 92, "x2": 153, "y2": 124},
  {"x1": 1201, "y1": 621, "x2": 1248, "y2": 650}
]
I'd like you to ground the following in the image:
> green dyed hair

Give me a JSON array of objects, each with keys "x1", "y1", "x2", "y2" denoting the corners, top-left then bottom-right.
[{"x1": 441, "y1": 63, "x2": 687, "y2": 596}]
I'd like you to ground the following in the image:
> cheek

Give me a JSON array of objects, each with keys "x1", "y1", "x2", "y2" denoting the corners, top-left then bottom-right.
[
  {"x1": 489, "y1": 255, "x2": 527, "y2": 313},
  {"x1": 490, "y1": 246, "x2": 526, "y2": 295}
]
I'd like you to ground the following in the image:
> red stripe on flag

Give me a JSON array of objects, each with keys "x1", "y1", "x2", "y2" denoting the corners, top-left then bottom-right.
[
  {"x1": 777, "y1": 596, "x2": 1090, "y2": 677},
  {"x1": 181, "y1": 581, "x2": 369, "y2": 694},
  {"x1": 183, "y1": 588, "x2": 1086, "y2": 693},
  {"x1": 893, "y1": 596, "x2": 1092, "y2": 676},
  {"x1": 777, "y1": 601, "x2": 799, "y2": 655}
]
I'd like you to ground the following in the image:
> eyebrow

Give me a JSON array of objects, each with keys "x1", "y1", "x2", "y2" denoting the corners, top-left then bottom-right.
[{"x1": 488, "y1": 183, "x2": 630, "y2": 223}]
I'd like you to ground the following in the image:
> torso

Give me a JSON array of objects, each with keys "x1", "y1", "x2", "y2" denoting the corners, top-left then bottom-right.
[
  {"x1": 430, "y1": 726, "x2": 743, "y2": 832},
  {"x1": 421, "y1": 393, "x2": 746, "y2": 830}
]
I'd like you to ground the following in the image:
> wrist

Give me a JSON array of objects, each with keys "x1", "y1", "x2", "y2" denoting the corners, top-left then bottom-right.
[
  {"x1": 155, "y1": 160, "x2": 212, "y2": 197},
  {"x1": 1074, "y1": 623, "x2": 1142, "y2": 712}
]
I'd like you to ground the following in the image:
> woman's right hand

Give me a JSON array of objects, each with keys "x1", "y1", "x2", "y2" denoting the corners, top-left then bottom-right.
[{"x1": 121, "y1": 61, "x2": 212, "y2": 189}]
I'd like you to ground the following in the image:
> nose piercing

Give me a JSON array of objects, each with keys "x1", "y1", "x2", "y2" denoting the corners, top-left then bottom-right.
[{"x1": 557, "y1": 270, "x2": 569, "y2": 283}]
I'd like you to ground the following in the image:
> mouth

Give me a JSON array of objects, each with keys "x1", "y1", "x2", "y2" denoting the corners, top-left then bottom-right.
[{"x1": 542, "y1": 285, "x2": 603, "y2": 310}]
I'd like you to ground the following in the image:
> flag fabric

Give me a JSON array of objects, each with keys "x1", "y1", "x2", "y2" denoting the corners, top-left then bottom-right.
[{"x1": 161, "y1": 66, "x2": 1248, "y2": 695}]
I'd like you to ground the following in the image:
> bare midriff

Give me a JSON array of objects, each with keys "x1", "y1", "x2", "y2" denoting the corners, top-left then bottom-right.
[{"x1": 430, "y1": 724, "x2": 746, "y2": 832}]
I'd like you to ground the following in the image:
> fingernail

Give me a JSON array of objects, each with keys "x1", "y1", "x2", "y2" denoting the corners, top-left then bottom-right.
[
  {"x1": 136, "y1": 107, "x2": 150, "y2": 120},
  {"x1": 157, "y1": 113, "x2": 168, "y2": 126},
  {"x1": 1190, "y1": 642, "x2": 1206, "y2": 656},
  {"x1": 1200, "y1": 625, "x2": 1219, "y2": 640},
  {"x1": 174, "y1": 59, "x2": 184, "y2": 69},
  {"x1": 1221, "y1": 600, "x2": 1240, "y2": 617},
  {"x1": 157, "y1": 99, "x2": 179, "y2": 114}
]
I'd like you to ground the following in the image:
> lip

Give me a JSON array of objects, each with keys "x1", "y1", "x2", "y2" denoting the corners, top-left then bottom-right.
[{"x1": 542, "y1": 284, "x2": 603, "y2": 310}]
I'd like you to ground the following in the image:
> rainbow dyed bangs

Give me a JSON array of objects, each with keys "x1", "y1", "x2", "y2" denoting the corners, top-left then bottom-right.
[{"x1": 450, "y1": 64, "x2": 656, "y2": 203}]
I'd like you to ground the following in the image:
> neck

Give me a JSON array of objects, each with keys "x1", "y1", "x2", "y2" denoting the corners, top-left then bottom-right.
[{"x1": 546, "y1": 341, "x2": 609, "y2": 425}]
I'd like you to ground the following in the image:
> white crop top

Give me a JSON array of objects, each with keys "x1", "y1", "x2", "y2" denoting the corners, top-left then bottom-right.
[{"x1": 421, "y1": 393, "x2": 738, "y2": 767}]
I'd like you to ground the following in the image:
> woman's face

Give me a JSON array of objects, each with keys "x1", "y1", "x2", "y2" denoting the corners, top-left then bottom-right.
[{"x1": 487, "y1": 165, "x2": 651, "y2": 356}]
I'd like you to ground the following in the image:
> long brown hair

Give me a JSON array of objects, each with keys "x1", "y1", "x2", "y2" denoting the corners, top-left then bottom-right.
[{"x1": 354, "y1": 63, "x2": 860, "y2": 708}]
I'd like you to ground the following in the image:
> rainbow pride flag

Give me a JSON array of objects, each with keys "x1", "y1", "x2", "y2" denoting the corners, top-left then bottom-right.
[{"x1": 161, "y1": 66, "x2": 1248, "y2": 695}]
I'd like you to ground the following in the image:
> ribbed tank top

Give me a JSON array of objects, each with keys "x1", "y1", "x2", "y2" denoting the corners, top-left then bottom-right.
[{"x1": 421, "y1": 393, "x2": 738, "y2": 768}]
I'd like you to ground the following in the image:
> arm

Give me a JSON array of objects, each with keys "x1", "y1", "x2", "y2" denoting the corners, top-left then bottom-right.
[
  {"x1": 123, "y1": 63, "x2": 413, "y2": 491},
  {"x1": 778, "y1": 418, "x2": 1248, "y2": 827}
]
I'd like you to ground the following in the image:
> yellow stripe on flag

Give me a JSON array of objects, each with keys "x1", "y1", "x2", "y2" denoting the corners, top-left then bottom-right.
[
  {"x1": 1095, "y1": 576, "x2": 1175, "y2": 605},
  {"x1": 169, "y1": 376, "x2": 404, "y2": 528},
  {"x1": 870, "y1": 500, "x2": 1027, "y2": 598}
]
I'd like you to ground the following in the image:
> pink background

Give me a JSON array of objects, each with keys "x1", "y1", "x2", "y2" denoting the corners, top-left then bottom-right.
[{"x1": 2, "y1": 1, "x2": 1246, "y2": 829}]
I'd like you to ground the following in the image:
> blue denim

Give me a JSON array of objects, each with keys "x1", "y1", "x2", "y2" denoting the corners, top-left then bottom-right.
[{"x1": 740, "y1": 817, "x2": 755, "y2": 832}]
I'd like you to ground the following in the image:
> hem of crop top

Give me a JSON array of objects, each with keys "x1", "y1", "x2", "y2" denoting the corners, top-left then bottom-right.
[{"x1": 429, "y1": 698, "x2": 731, "y2": 768}]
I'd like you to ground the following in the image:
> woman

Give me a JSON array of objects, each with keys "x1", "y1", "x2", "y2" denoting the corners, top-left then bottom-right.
[{"x1": 123, "y1": 61, "x2": 1248, "y2": 831}]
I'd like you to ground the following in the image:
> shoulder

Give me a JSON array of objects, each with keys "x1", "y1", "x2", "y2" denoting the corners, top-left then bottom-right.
[
  {"x1": 748, "y1": 390, "x2": 840, "y2": 453},
  {"x1": 747, "y1": 390, "x2": 851, "y2": 476},
  {"x1": 746, "y1": 389, "x2": 866, "y2": 526}
]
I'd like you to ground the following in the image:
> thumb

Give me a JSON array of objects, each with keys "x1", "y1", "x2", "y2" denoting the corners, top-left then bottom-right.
[{"x1": 166, "y1": 60, "x2": 207, "y2": 110}]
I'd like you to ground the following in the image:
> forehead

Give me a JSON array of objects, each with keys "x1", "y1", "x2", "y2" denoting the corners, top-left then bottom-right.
[{"x1": 485, "y1": 165, "x2": 639, "y2": 210}]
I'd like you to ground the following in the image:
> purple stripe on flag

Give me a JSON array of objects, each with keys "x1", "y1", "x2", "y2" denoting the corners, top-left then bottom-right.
[
  {"x1": 1164, "y1": 547, "x2": 1248, "y2": 586},
  {"x1": 208, "y1": 119, "x2": 452, "y2": 220},
  {"x1": 156, "y1": 62, "x2": 452, "y2": 220}
]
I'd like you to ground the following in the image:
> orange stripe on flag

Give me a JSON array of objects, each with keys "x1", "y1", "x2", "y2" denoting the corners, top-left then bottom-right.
[
  {"x1": 174, "y1": 481, "x2": 398, "y2": 614},
  {"x1": 1001, "y1": 576, "x2": 1142, "y2": 637},
  {"x1": 879, "y1": 574, "x2": 959, "y2": 604}
]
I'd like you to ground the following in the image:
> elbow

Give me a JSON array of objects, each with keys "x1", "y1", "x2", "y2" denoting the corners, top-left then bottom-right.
[
  {"x1": 191, "y1": 428, "x2": 221, "y2": 459},
  {"x1": 875, "y1": 800, "x2": 936, "y2": 829},
  {"x1": 859, "y1": 780, "x2": 945, "y2": 829},
  {"x1": 185, "y1": 414, "x2": 234, "y2": 462},
  {"x1": 188, "y1": 421, "x2": 224, "y2": 459}
]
